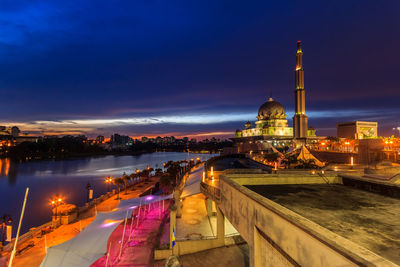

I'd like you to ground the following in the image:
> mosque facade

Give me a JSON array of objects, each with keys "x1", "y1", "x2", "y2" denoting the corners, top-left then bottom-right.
[{"x1": 233, "y1": 41, "x2": 317, "y2": 151}]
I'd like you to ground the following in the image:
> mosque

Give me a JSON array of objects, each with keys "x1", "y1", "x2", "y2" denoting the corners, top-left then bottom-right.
[{"x1": 233, "y1": 41, "x2": 318, "y2": 152}]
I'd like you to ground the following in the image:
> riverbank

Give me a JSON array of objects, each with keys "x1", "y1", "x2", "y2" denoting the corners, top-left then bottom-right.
[
  {"x1": 2, "y1": 176, "x2": 160, "y2": 267},
  {"x1": 4, "y1": 148, "x2": 219, "y2": 163},
  {"x1": 0, "y1": 153, "x2": 217, "y2": 245}
]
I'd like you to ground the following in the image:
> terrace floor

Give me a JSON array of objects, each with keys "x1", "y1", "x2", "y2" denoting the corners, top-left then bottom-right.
[{"x1": 246, "y1": 184, "x2": 400, "y2": 264}]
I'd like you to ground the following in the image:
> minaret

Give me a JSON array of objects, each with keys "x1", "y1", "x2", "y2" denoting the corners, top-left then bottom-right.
[{"x1": 293, "y1": 41, "x2": 308, "y2": 139}]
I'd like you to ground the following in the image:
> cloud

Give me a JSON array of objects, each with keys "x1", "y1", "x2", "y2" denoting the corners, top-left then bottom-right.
[{"x1": 6, "y1": 106, "x2": 399, "y2": 138}]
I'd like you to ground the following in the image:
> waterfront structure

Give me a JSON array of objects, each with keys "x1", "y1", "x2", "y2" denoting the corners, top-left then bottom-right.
[
  {"x1": 233, "y1": 41, "x2": 317, "y2": 151},
  {"x1": 337, "y1": 121, "x2": 378, "y2": 139}
]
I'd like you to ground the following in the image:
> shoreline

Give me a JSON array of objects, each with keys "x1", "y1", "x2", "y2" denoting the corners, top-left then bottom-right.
[{"x1": 3, "y1": 150, "x2": 216, "y2": 163}]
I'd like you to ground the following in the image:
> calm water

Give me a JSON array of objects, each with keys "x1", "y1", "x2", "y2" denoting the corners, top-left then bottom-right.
[{"x1": 0, "y1": 152, "x2": 216, "y2": 235}]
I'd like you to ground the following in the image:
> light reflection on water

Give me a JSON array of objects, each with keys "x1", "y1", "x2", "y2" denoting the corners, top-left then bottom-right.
[{"x1": 0, "y1": 152, "x2": 216, "y2": 235}]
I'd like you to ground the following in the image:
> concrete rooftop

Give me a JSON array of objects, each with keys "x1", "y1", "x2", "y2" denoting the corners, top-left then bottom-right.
[{"x1": 246, "y1": 184, "x2": 400, "y2": 265}]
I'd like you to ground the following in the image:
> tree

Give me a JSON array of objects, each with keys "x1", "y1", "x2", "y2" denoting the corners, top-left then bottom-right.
[
  {"x1": 113, "y1": 177, "x2": 124, "y2": 199},
  {"x1": 155, "y1": 168, "x2": 163, "y2": 176},
  {"x1": 263, "y1": 152, "x2": 279, "y2": 163},
  {"x1": 129, "y1": 173, "x2": 138, "y2": 184},
  {"x1": 122, "y1": 172, "x2": 130, "y2": 194},
  {"x1": 160, "y1": 173, "x2": 174, "y2": 194},
  {"x1": 286, "y1": 154, "x2": 299, "y2": 169}
]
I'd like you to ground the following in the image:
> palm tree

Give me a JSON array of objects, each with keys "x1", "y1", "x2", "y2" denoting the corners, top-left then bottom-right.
[
  {"x1": 286, "y1": 154, "x2": 299, "y2": 169},
  {"x1": 142, "y1": 169, "x2": 150, "y2": 181},
  {"x1": 122, "y1": 172, "x2": 130, "y2": 194},
  {"x1": 129, "y1": 173, "x2": 137, "y2": 185},
  {"x1": 147, "y1": 167, "x2": 154, "y2": 180},
  {"x1": 113, "y1": 177, "x2": 124, "y2": 200},
  {"x1": 155, "y1": 168, "x2": 163, "y2": 176}
]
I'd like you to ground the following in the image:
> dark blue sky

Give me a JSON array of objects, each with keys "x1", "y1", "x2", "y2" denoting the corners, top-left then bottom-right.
[{"x1": 1, "y1": 0, "x2": 399, "y2": 138}]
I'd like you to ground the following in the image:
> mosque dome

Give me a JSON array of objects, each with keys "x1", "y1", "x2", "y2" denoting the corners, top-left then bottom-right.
[{"x1": 257, "y1": 97, "x2": 286, "y2": 120}]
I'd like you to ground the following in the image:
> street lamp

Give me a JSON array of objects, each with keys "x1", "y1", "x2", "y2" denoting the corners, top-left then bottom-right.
[
  {"x1": 86, "y1": 183, "x2": 92, "y2": 203},
  {"x1": 1, "y1": 214, "x2": 12, "y2": 246},
  {"x1": 105, "y1": 177, "x2": 112, "y2": 192},
  {"x1": 50, "y1": 196, "x2": 63, "y2": 220}
]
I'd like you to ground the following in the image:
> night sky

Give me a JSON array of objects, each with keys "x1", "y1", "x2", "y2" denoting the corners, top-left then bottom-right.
[{"x1": 1, "y1": 1, "x2": 399, "y2": 139}]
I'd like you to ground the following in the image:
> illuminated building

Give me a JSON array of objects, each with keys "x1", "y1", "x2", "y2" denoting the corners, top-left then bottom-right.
[
  {"x1": 293, "y1": 41, "x2": 308, "y2": 140},
  {"x1": 337, "y1": 121, "x2": 378, "y2": 139},
  {"x1": 233, "y1": 41, "x2": 318, "y2": 152},
  {"x1": 238, "y1": 94, "x2": 293, "y2": 139}
]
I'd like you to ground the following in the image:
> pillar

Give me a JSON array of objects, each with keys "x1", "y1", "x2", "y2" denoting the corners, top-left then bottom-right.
[
  {"x1": 206, "y1": 198, "x2": 213, "y2": 217},
  {"x1": 173, "y1": 190, "x2": 182, "y2": 218},
  {"x1": 170, "y1": 208, "x2": 176, "y2": 250},
  {"x1": 216, "y1": 207, "x2": 225, "y2": 245}
]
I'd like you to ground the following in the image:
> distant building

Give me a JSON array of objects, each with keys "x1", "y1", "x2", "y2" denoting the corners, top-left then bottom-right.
[
  {"x1": 96, "y1": 135, "x2": 105, "y2": 143},
  {"x1": 337, "y1": 121, "x2": 378, "y2": 139},
  {"x1": 233, "y1": 41, "x2": 320, "y2": 152},
  {"x1": 0, "y1": 126, "x2": 20, "y2": 137},
  {"x1": 111, "y1": 133, "x2": 133, "y2": 148}
]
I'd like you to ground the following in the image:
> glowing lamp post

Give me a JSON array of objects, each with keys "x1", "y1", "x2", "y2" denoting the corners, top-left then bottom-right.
[
  {"x1": 51, "y1": 196, "x2": 63, "y2": 222},
  {"x1": 1, "y1": 214, "x2": 12, "y2": 246},
  {"x1": 210, "y1": 166, "x2": 214, "y2": 177},
  {"x1": 202, "y1": 171, "x2": 205, "y2": 183},
  {"x1": 105, "y1": 177, "x2": 112, "y2": 192},
  {"x1": 86, "y1": 183, "x2": 92, "y2": 203},
  {"x1": 350, "y1": 156, "x2": 354, "y2": 168}
]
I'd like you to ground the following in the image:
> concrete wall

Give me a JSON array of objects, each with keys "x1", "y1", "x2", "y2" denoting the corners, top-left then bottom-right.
[
  {"x1": 223, "y1": 173, "x2": 341, "y2": 186},
  {"x1": 167, "y1": 202, "x2": 225, "y2": 258},
  {"x1": 202, "y1": 177, "x2": 397, "y2": 267}
]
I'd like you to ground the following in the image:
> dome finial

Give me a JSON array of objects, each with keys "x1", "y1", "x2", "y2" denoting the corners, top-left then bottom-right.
[{"x1": 269, "y1": 89, "x2": 273, "y2": 101}]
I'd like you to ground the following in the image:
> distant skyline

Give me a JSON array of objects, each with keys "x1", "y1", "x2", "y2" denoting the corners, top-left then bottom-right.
[{"x1": 1, "y1": 1, "x2": 399, "y2": 139}]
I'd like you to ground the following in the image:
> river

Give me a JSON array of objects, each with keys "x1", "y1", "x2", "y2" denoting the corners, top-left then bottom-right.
[{"x1": 0, "y1": 152, "x2": 216, "y2": 236}]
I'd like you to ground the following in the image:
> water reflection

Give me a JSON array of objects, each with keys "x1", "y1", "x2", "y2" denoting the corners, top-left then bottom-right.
[
  {"x1": 0, "y1": 158, "x2": 10, "y2": 176},
  {"x1": 0, "y1": 152, "x2": 216, "y2": 236},
  {"x1": 0, "y1": 158, "x2": 18, "y2": 185}
]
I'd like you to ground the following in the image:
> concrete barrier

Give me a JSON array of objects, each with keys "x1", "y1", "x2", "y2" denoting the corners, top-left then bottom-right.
[{"x1": 202, "y1": 176, "x2": 398, "y2": 267}]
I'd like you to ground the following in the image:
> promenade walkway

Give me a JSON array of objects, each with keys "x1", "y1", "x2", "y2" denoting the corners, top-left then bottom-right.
[
  {"x1": 176, "y1": 164, "x2": 238, "y2": 241},
  {"x1": 40, "y1": 193, "x2": 170, "y2": 267},
  {"x1": 7, "y1": 177, "x2": 159, "y2": 267},
  {"x1": 92, "y1": 200, "x2": 169, "y2": 266}
]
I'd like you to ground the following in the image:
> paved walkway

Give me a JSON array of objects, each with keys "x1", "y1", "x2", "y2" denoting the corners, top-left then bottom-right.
[
  {"x1": 92, "y1": 200, "x2": 169, "y2": 266},
  {"x1": 155, "y1": 243, "x2": 249, "y2": 267},
  {"x1": 176, "y1": 194, "x2": 214, "y2": 240},
  {"x1": 9, "y1": 178, "x2": 159, "y2": 267},
  {"x1": 176, "y1": 165, "x2": 238, "y2": 241},
  {"x1": 181, "y1": 165, "x2": 204, "y2": 198}
]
